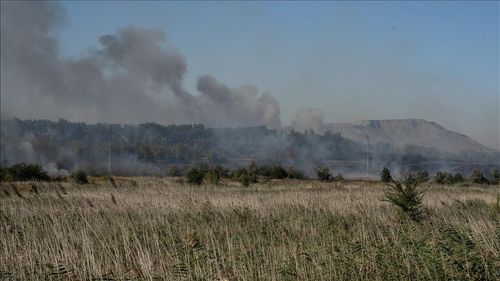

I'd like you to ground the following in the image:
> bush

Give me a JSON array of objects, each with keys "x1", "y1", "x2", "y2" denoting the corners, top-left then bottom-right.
[
  {"x1": 231, "y1": 168, "x2": 247, "y2": 180},
  {"x1": 384, "y1": 176, "x2": 425, "y2": 222},
  {"x1": 205, "y1": 169, "x2": 220, "y2": 185},
  {"x1": 257, "y1": 165, "x2": 288, "y2": 179},
  {"x1": 71, "y1": 170, "x2": 88, "y2": 184},
  {"x1": 434, "y1": 172, "x2": 465, "y2": 185},
  {"x1": 186, "y1": 168, "x2": 205, "y2": 185},
  {"x1": 248, "y1": 161, "x2": 257, "y2": 180},
  {"x1": 404, "y1": 171, "x2": 429, "y2": 185},
  {"x1": 230, "y1": 168, "x2": 253, "y2": 187},
  {"x1": 451, "y1": 173, "x2": 464, "y2": 184},
  {"x1": 2, "y1": 163, "x2": 50, "y2": 182},
  {"x1": 315, "y1": 164, "x2": 332, "y2": 182},
  {"x1": 380, "y1": 167, "x2": 392, "y2": 183},
  {"x1": 490, "y1": 169, "x2": 499, "y2": 185},
  {"x1": 271, "y1": 166, "x2": 288, "y2": 179},
  {"x1": 415, "y1": 171, "x2": 429, "y2": 183},
  {"x1": 239, "y1": 173, "x2": 251, "y2": 187},
  {"x1": 0, "y1": 165, "x2": 7, "y2": 182},
  {"x1": 214, "y1": 165, "x2": 229, "y2": 178},
  {"x1": 469, "y1": 170, "x2": 489, "y2": 184},
  {"x1": 434, "y1": 171, "x2": 464, "y2": 185},
  {"x1": 333, "y1": 173, "x2": 344, "y2": 181},
  {"x1": 167, "y1": 165, "x2": 181, "y2": 177},
  {"x1": 286, "y1": 166, "x2": 305, "y2": 180},
  {"x1": 434, "y1": 171, "x2": 448, "y2": 184}
]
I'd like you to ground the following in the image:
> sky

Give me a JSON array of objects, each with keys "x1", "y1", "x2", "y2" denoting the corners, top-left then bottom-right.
[{"x1": 2, "y1": 1, "x2": 499, "y2": 149}]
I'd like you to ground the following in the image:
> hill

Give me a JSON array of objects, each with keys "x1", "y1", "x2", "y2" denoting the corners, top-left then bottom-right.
[{"x1": 324, "y1": 119, "x2": 496, "y2": 156}]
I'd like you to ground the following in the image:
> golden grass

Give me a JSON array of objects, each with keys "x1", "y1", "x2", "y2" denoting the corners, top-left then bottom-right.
[{"x1": 0, "y1": 178, "x2": 498, "y2": 280}]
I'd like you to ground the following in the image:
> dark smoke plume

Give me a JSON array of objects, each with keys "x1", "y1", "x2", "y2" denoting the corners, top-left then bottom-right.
[{"x1": 1, "y1": 1, "x2": 281, "y2": 128}]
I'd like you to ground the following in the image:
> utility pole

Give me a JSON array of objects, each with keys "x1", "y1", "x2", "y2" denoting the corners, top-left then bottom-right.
[
  {"x1": 366, "y1": 134, "x2": 370, "y2": 178},
  {"x1": 108, "y1": 125, "x2": 112, "y2": 175}
]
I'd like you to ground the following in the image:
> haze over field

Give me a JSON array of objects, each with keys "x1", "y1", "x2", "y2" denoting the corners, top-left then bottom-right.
[
  {"x1": 1, "y1": 1, "x2": 498, "y2": 150},
  {"x1": 1, "y1": 3, "x2": 499, "y2": 280}
]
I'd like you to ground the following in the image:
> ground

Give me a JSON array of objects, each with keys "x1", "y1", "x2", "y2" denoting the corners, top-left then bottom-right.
[{"x1": 0, "y1": 177, "x2": 499, "y2": 280}]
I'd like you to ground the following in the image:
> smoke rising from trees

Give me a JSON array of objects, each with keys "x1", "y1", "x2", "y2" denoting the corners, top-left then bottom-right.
[
  {"x1": 1, "y1": 1, "x2": 281, "y2": 128},
  {"x1": 1, "y1": 0, "x2": 497, "y2": 175}
]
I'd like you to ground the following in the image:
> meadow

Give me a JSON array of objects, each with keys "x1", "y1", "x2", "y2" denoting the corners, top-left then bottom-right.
[{"x1": 0, "y1": 177, "x2": 498, "y2": 280}]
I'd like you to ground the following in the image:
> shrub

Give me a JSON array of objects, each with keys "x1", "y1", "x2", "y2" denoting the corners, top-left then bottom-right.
[
  {"x1": 404, "y1": 171, "x2": 429, "y2": 185},
  {"x1": 231, "y1": 168, "x2": 252, "y2": 187},
  {"x1": 186, "y1": 168, "x2": 205, "y2": 185},
  {"x1": 469, "y1": 170, "x2": 488, "y2": 184},
  {"x1": 333, "y1": 173, "x2": 344, "y2": 181},
  {"x1": 434, "y1": 171, "x2": 448, "y2": 184},
  {"x1": 257, "y1": 165, "x2": 288, "y2": 179},
  {"x1": 434, "y1": 171, "x2": 464, "y2": 185},
  {"x1": 194, "y1": 163, "x2": 210, "y2": 177},
  {"x1": 380, "y1": 167, "x2": 392, "y2": 183},
  {"x1": 205, "y1": 169, "x2": 220, "y2": 185},
  {"x1": 167, "y1": 165, "x2": 181, "y2": 177},
  {"x1": 384, "y1": 176, "x2": 425, "y2": 222},
  {"x1": 270, "y1": 166, "x2": 288, "y2": 179},
  {"x1": 315, "y1": 164, "x2": 332, "y2": 182},
  {"x1": 4, "y1": 163, "x2": 50, "y2": 182},
  {"x1": 214, "y1": 165, "x2": 229, "y2": 178},
  {"x1": 231, "y1": 168, "x2": 248, "y2": 180},
  {"x1": 415, "y1": 170, "x2": 429, "y2": 183},
  {"x1": 248, "y1": 161, "x2": 257, "y2": 180},
  {"x1": 286, "y1": 166, "x2": 305, "y2": 180},
  {"x1": 451, "y1": 173, "x2": 464, "y2": 184},
  {"x1": 239, "y1": 173, "x2": 251, "y2": 187},
  {"x1": 0, "y1": 165, "x2": 7, "y2": 182},
  {"x1": 71, "y1": 170, "x2": 88, "y2": 185},
  {"x1": 490, "y1": 169, "x2": 499, "y2": 185}
]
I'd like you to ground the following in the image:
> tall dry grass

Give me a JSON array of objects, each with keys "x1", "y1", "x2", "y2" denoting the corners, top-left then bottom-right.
[{"x1": 0, "y1": 177, "x2": 498, "y2": 280}]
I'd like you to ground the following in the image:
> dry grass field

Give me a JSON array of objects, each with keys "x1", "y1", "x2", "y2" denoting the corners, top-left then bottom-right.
[{"x1": 0, "y1": 177, "x2": 499, "y2": 280}]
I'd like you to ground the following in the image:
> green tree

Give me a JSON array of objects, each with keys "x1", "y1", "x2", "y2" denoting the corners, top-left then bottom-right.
[
  {"x1": 257, "y1": 165, "x2": 288, "y2": 179},
  {"x1": 186, "y1": 168, "x2": 205, "y2": 185},
  {"x1": 384, "y1": 176, "x2": 425, "y2": 222},
  {"x1": 470, "y1": 170, "x2": 489, "y2": 184},
  {"x1": 380, "y1": 167, "x2": 392, "y2": 183},
  {"x1": 452, "y1": 173, "x2": 464, "y2": 184},
  {"x1": 71, "y1": 170, "x2": 88, "y2": 185},
  {"x1": 315, "y1": 164, "x2": 332, "y2": 182}
]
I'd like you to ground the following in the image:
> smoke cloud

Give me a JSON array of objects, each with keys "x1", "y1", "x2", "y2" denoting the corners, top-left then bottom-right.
[
  {"x1": 0, "y1": 1, "x2": 281, "y2": 128},
  {"x1": 291, "y1": 107, "x2": 325, "y2": 133}
]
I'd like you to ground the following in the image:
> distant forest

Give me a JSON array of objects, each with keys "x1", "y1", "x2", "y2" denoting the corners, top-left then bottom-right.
[{"x1": 1, "y1": 118, "x2": 496, "y2": 176}]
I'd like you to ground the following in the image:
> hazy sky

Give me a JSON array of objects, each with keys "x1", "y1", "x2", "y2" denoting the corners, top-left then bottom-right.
[{"x1": 2, "y1": 1, "x2": 499, "y2": 149}]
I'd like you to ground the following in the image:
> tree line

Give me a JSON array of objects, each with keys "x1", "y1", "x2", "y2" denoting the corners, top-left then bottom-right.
[
  {"x1": 2, "y1": 118, "x2": 498, "y2": 176},
  {"x1": 2, "y1": 162, "x2": 498, "y2": 189}
]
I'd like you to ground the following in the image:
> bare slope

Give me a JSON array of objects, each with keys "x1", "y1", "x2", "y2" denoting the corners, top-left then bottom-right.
[{"x1": 324, "y1": 119, "x2": 495, "y2": 155}]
